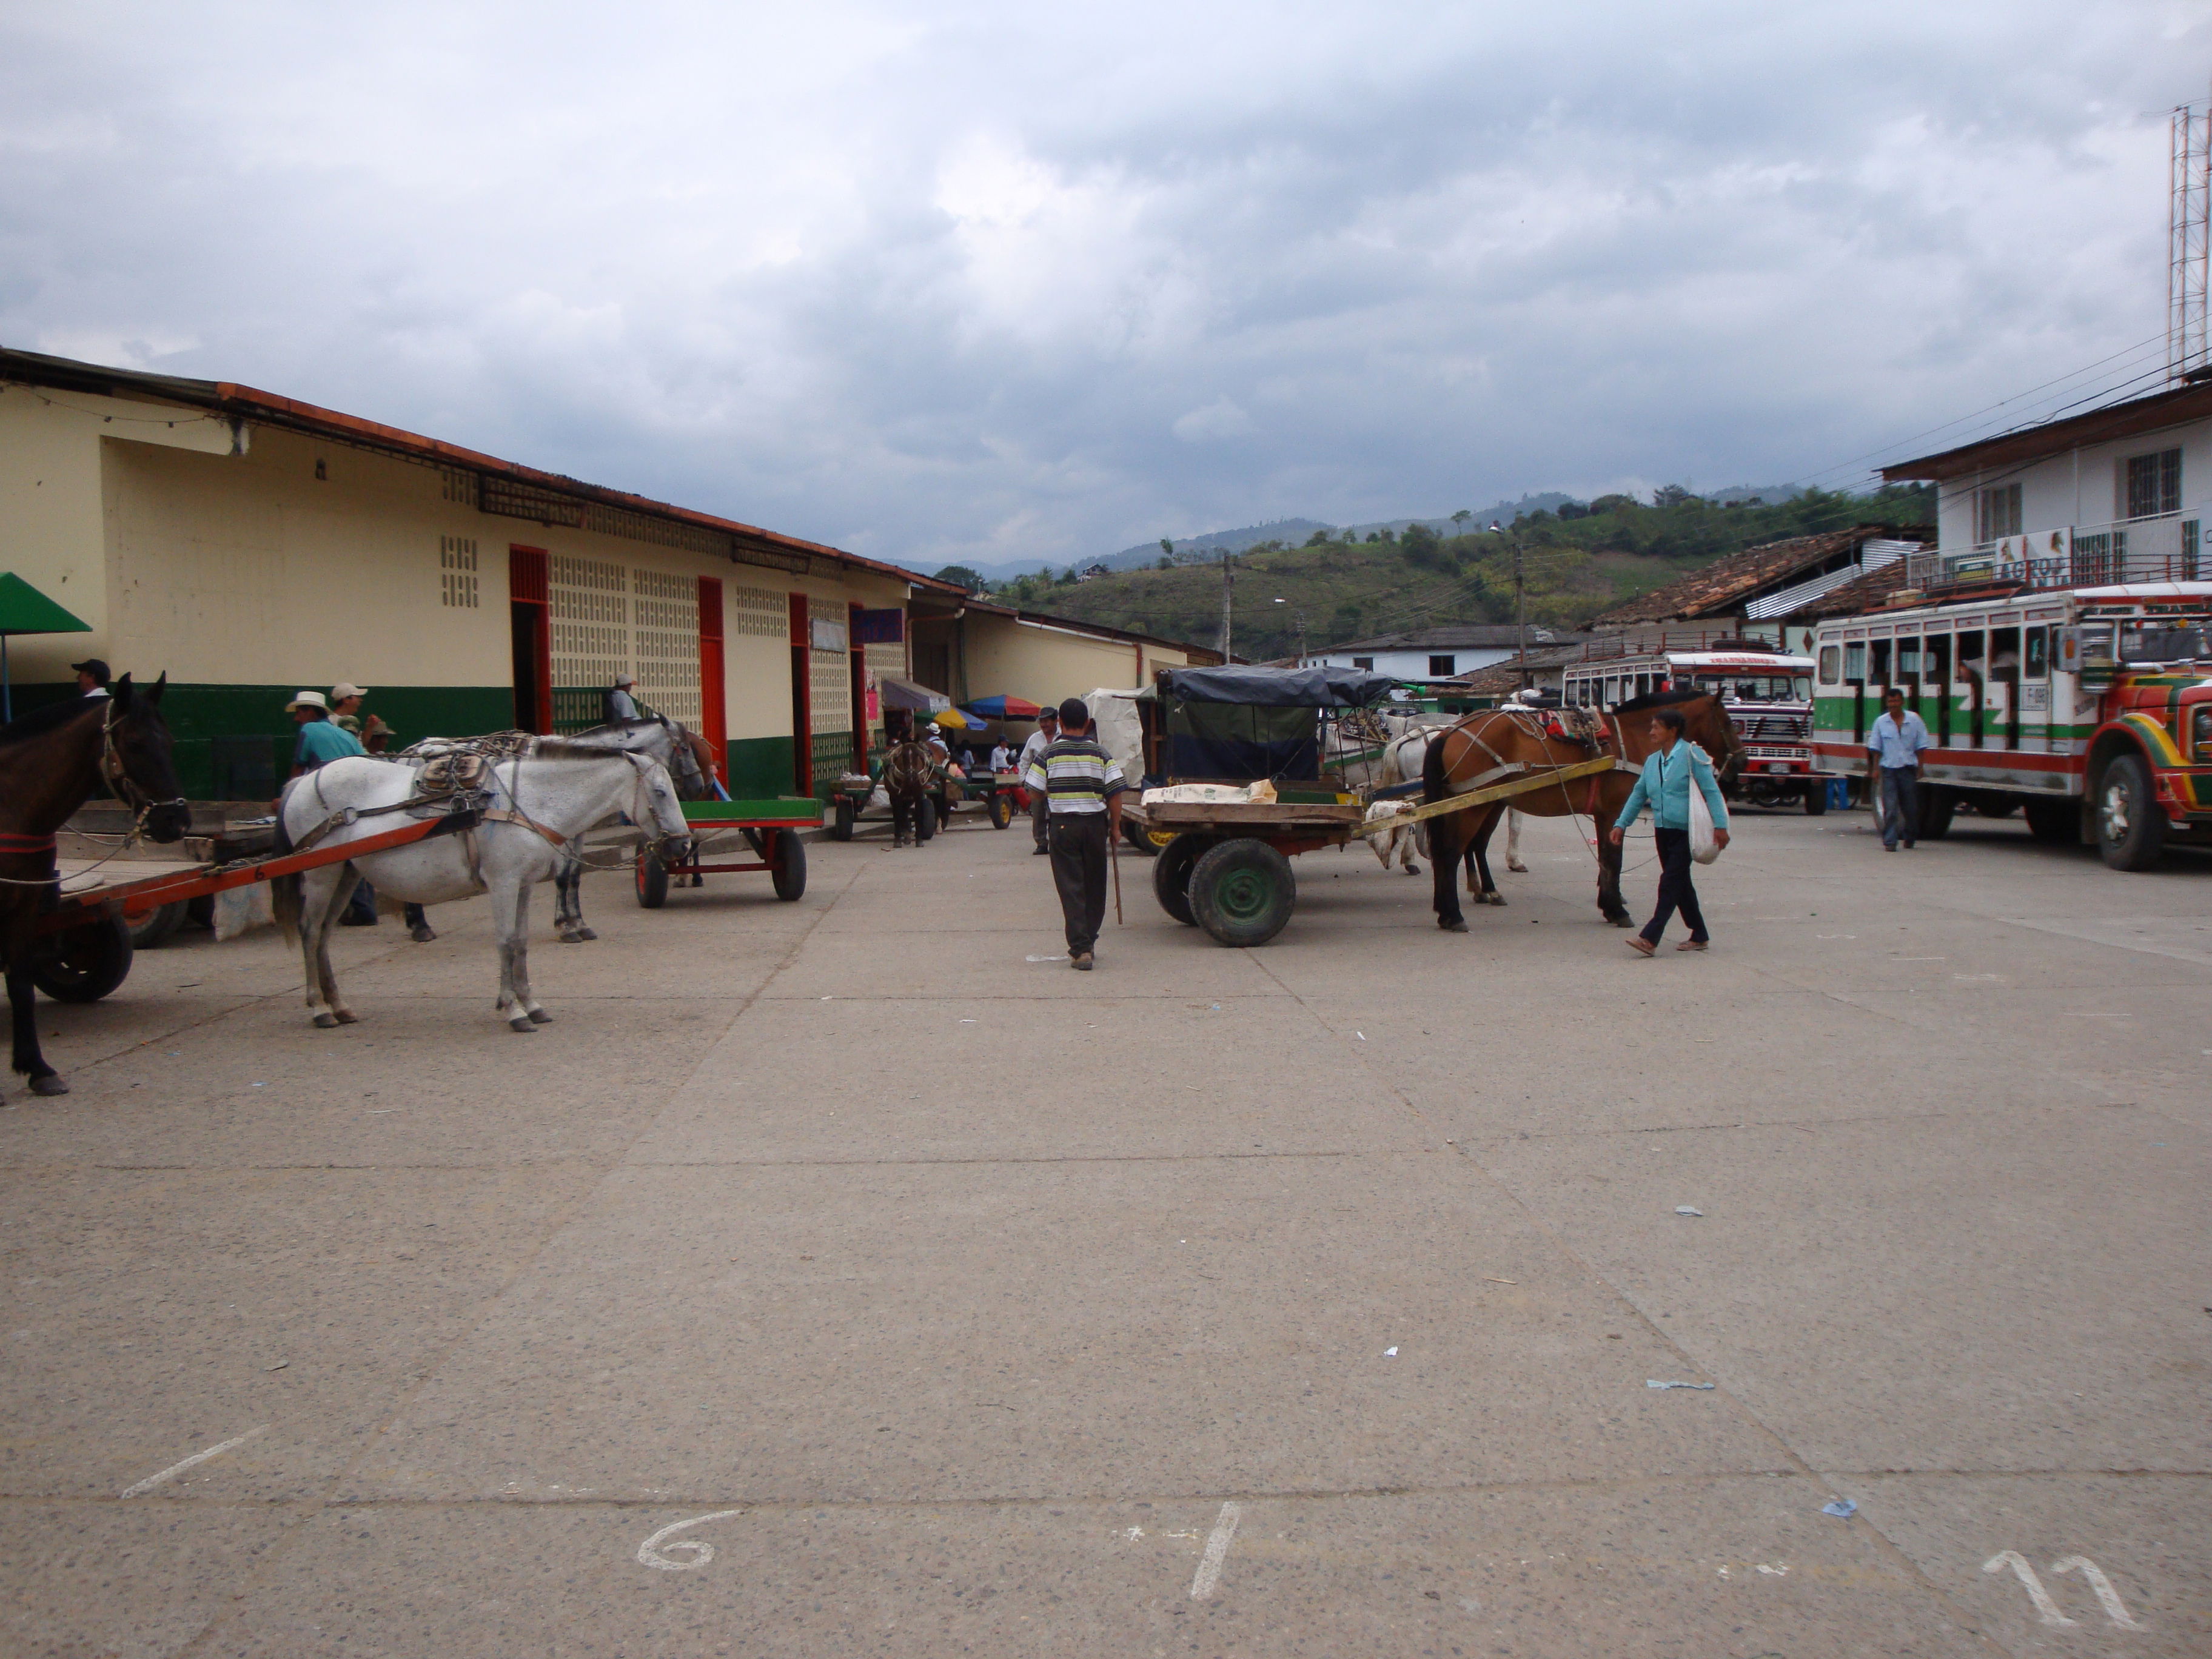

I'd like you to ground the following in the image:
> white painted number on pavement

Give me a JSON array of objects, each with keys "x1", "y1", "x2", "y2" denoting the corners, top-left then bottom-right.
[
  {"x1": 638, "y1": 1509, "x2": 746, "y2": 1570},
  {"x1": 1982, "y1": 1551, "x2": 2141, "y2": 1629}
]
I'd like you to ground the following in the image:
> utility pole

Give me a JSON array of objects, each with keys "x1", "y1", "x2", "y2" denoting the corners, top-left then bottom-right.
[
  {"x1": 1217, "y1": 548, "x2": 1235, "y2": 660},
  {"x1": 1492, "y1": 520, "x2": 1528, "y2": 689}
]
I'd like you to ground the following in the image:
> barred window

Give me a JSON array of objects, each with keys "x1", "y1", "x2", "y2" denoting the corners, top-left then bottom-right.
[{"x1": 2122, "y1": 449, "x2": 2182, "y2": 520}]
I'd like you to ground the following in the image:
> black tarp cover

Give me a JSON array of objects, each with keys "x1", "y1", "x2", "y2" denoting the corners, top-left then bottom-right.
[{"x1": 1157, "y1": 665, "x2": 1397, "y2": 708}]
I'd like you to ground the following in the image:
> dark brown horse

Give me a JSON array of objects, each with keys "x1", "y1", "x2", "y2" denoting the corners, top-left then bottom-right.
[
  {"x1": 0, "y1": 679, "x2": 190, "y2": 1096},
  {"x1": 1421, "y1": 689, "x2": 1741, "y2": 932}
]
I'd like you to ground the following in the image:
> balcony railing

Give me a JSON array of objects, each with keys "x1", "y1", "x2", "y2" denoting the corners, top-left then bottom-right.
[{"x1": 1907, "y1": 512, "x2": 2205, "y2": 595}]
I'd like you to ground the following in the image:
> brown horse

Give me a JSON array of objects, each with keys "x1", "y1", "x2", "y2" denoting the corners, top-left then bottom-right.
[
  {"x1": 0, "y1": 679, "x2": 190, "y2": 1096},
  {"x1": 1420, "y1": 689, "x2": 1741, "y2": 932}
]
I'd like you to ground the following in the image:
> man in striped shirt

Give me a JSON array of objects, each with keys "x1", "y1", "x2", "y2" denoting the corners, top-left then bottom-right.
[{"x1": 1025, "y1": 697, "x2": 1126, "y2": 970}]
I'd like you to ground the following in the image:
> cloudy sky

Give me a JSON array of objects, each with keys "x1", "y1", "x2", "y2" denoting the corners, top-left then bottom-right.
[{"x1": 4, "y1": 2, "x2": 2207, "y2": 570}]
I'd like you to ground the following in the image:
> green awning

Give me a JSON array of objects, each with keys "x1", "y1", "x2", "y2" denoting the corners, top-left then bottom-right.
[{"x1": 0, "y1": 573, "x2": 91, "y2": 636}]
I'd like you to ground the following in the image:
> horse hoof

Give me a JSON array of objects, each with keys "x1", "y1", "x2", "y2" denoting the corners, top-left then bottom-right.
[
  {"x1": 527, "y1": 1008, "x2": 553, "y2": 1024},
  {"x1": 1405, "y1": 862, "x2": 1421, "y2": 876},
  {"x1": 558, "y1": 931, "x2": 585, "y2": 944},
  {"x1": 1482, "y1": 893, "x2": 1507, "y2": 907},
  {"x1": 575, "y1": 927, "x2": 597, "y2": 941},
  {"x1": 313, "y1": 1013, "x2": 341, "y2": 1030},
  {"x1": 333, "y1": 1010, "x2": 360, "y2": 1025},
  {"x1": 508, "y1": 1017, "x2": 537, "y2": 1033},
  {"x1": 409, "y1": 926, "x2": 438, "y2": 943},
  {"x1": 1507, "y1": 862, "x2": 1528, "y2": 874},
  {"x1": 30, "y1": 1075, "x2": 69, "y2": 1097},
  {"x1": 1440, "y1": 919, "x2": 1470, "y2": 934}
]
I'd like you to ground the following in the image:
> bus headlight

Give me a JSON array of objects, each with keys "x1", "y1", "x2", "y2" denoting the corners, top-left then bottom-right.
[{"x1": 2195, "y1": 706, "x2": 2212, "y2": 762}]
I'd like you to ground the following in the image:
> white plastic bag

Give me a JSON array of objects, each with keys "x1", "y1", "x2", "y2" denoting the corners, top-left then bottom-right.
[{"x1": 1686, "y1": 744, "x2": 1721, "y2": 865}]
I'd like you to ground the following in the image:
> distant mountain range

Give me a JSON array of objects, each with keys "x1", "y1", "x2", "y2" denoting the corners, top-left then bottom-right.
[{"x1": 902, "y1": 486, "x2": 1809, "y2": 585}]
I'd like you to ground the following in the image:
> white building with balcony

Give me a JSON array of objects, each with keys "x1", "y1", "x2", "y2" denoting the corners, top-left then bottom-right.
[{"x1": 1880, "y1": 374, "x2": 2212, "y2": 592}]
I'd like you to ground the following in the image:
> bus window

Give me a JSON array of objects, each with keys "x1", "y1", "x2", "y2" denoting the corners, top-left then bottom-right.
[
  {"x1": 1924, "y1": 635, "x2": 1952, "y2": 743},
  {"x1": 1843, "y1": 642, "x2": 1866, "y2": 681},
  {"x1": 2023, "y1": 627, "x2": 2048, "y2": 678},
  {"x1": 1791, "y1": 675, "x2": 1811, "y2": 700},
  {"x1": 1956, "y1": 630, "x2": 1986, "y2": 749},
  {"x1": 1604, "y1": 676, "x2": 1620, "y2": 703},
  {"x1": 1897, "y1": 637, "x2": 1921, "y2": 677},
  {"x1": 1870, "y1": 639, "x2": 1891, "y2": 688},
  {"x1": 1818, "y1": 645, "x2": 1840, "y2": 683},
  {"x1": 1635, "y1": 673, "x2": 1651, "y2": 698}
]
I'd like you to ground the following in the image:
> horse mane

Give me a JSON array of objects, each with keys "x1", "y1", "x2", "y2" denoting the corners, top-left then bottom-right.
[
  {"x1": 1611, "y1": 686, "x2": 1716, "y2": 716},
  {"x1": 0, "y1": 695, "x2": 102, "y2": 751}
]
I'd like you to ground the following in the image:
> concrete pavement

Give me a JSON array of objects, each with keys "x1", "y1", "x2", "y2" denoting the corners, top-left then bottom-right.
[{"x1": 1, "y1": 802, "x2": 2205, "y2": 1655}]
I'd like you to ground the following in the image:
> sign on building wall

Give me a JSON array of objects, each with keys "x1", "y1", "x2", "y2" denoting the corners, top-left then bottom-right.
[
  {"x1": 852, "y1": 608, "x2": 904, "y2": 645},
  {"x1": 809, "y1": 615, "x2": 850, "y2": 654}
]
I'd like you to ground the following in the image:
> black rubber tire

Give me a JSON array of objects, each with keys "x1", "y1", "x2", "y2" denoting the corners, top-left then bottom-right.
[
  {"x1": 1188, "y1": 837, "x2": 1297, "y2": 948},
  {"x1": 2024, "y1": 796, "x2": 2077, "y2": 846},
  {"x1": 1964, "y1": 789, "x2": 2018, "y2": 819},
  {"x1": 33, "y1": 916, "x2": 134, "y2": 1004},
  {"x1": 1152, "y1": 834, "x2": 1206, "y2": 926},
  {"x1": 1802, "y1": 782, "x2": 1828, "y2": 816},
  {"x1": 987, "y1": 791, "x2": 1013, "y2": 830},
  {"x1": 831, "y1": 798, "x2": 856, "y2": 842},
  {"x1": 128, "y1": 900, "x2": 189, "y2": 948},
  {"x1": 635, "y1": 850, "x2": 670, "y2": 908},
  {"x1": 186, "y1": 894, "x2": 216, "y2": 931},
  {"x1": 2095, "y1": 753, "x2": 2165, "y2": 871},
  {"x1": 1916, "y1": 785, "x2": 1957, "y2": 842},
  {"x1": 1121, "y1": 819, "x2": 1159, "y2": 857},
  {"x1": 770, "y1": 831, "x2": 807, "y2": 900},
  {"x1": 917, "y1": 796, "x2": 937, "y2": 842}
]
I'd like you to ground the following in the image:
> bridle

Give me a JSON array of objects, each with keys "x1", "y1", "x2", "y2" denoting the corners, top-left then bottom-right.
[{"x1": 99, "y1": 699, "x2": 188, "y2": 832}]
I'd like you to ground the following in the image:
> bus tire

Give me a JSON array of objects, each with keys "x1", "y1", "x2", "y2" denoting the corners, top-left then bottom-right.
[
  {"x1": 2023, "y1": 796, "x2": 2076, "y2": 846},
  {"x1": 1916, "y1": 785, "x2": 1957, "y2": 841},
  {"x1": 1801, "y1": 782, "x2": 1828, "y2": 816},
  {"x1": 2095, "y1": 753, "x2": 2165, "y2": 870}
]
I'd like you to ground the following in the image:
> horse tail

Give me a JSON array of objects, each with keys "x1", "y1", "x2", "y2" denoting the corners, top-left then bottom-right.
[
  {"x1": 1422, "y1": 724, "x2": 1452, "y2": 803},
  {"x1": 268, "y1": 788, "x2": 302, "y2": 936}
]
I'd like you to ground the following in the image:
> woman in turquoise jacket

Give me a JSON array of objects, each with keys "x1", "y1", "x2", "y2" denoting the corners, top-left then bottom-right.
[{"x1": 1607, "y1": 706, "x2": 1731, "y2": 957}]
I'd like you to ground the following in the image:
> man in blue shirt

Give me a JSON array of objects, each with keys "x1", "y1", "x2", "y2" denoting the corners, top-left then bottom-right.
[
  {"x1": 1866, "y1": 687, "x2": 1933, "y2": 851},
  {"x1": 289, "y1": 691, "x2": 366, "y2": 772},
  {"x1": 1607, "y1": 706, "x2": 1731, "y2": 957}
]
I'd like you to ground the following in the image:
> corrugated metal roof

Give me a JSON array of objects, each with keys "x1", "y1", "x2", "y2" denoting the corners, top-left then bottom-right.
[{"x1": 1326, "y1": 623, "x2": 1561, "y2": 652}]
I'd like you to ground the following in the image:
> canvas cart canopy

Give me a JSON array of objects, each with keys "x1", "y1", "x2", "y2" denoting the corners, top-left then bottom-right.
[{"x1": 1154, "y1": 665, "x2": 1398, "y2": 783}]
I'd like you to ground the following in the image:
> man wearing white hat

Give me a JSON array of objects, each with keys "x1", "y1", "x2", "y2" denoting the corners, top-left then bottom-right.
[
  {"x1": 287, "y1": 690, "x2": 365, "y2": 775},
  {"x1": 605, "y1": 672, "x2": 642, "y2": 724}
]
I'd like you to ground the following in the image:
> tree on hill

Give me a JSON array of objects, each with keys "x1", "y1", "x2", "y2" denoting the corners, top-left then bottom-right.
[{"x1": 933, "y1": 565, "x2": 985, "y2": 592}]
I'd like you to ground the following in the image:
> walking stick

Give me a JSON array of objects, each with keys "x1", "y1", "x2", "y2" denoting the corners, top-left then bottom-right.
[{"x1": 1111, "y1": 817, "x2": 1124, "y2": 925}]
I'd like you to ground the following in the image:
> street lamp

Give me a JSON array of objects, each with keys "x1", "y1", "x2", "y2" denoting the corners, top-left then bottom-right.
[{"x1": 1490, "y1": 520, "x2": 1527, "y2": 691}]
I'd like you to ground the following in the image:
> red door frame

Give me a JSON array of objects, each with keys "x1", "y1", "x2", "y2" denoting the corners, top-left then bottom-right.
[
  {"x1": 788, "y1": 591, "x2": 811, "y2": 795},
  {"x1": 509, "y1": 546, "x2": 552, "y2": 734},
  {"x1": 697, "y1": 576, "x2": 726, "y2": 787}
]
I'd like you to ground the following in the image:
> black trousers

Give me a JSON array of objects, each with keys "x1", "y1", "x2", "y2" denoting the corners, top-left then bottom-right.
[
  {"x1": 891, "y1": 793, "x2": 921, "y2": 843},
  {"x1": 1031, "y1": 788, "x2": 1050, "y2": 848},
  {"x1": 1640, "y1": 827, "x2": 1708, "y2": 946},
  {"x1": 1048, "y1": 813, "x2": 1110, "y2": 955}
]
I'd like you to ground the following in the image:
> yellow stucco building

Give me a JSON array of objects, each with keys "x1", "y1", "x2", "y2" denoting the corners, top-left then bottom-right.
[{"x1": 0, "y1": 349, "x2": 1216, "y2": 799}]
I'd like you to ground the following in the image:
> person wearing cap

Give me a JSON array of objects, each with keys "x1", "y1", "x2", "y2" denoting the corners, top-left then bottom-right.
[
  {"x1": 72, "y1": 659, "x2": 111, "y2": 700},
  {"x1": 605, "y1": 673, "x2": 642, "y2": 724},
  {"x1": 1024, "y1": 697, "x2": 1125, "y2": 971},
  {"x1": 1016, "y1": 707, "x2": 1059, "y2": 855}
]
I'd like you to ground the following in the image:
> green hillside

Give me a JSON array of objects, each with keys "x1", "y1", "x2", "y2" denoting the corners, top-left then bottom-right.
[{"x1": 1001, "y1": 484, "x2": 1934, "y2": 662}]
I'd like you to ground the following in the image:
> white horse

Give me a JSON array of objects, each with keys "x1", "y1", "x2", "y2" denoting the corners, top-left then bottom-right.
[
  {"x1": 542, "y1": 717, "x2": 711, "y2": 942},
  {"x1": 274, "y1": 745, "x2": 690, "y2": 1032},
  {"x1": 1365, "y1": 726, "x2": 1530, "y2": 883}
]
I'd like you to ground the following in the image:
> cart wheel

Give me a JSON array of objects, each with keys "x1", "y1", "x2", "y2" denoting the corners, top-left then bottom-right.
[
  {"x1": 128, "y1": 900, "x2": 189, "y2": 948},
  {"x1": 987, "y1": 791, "x2": 1013, "y2": 830},
  {"x1": 635, "y1": 849, "x2": 670, "y2": 908},
  {"x1": 33, "y1": 916, "x2": 135, "y2": 1004},
  {"x1": 917, "y1": 796, "x2": 937, "y2": 842},
  {"x1": 1120, "y1": 819, "x2": 1158, "y2": 857},
  {"x1": 1188, "y1": 838, "x2": 1296, "y2": 948},
  {"x1": 1151, "y1": 834, "x2": 1207, "y2": 926},
  {"x1": 831, "y1": 797, "x2": 856, "y2": 842},
  {"x1": 1801, "y1": 782, "x2": 1828, "y2": 816},
  {"x1": 771, "y1": 831, "x2": 808, "y2": 900}
]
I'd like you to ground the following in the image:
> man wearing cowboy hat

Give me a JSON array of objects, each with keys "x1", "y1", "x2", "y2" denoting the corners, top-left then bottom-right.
[
  {"x1": 605, "y1": 672, "x2": 642, "y2": 724},
  {"x1": 288, "y1": 690, "x2": 366, "y2": 776}
]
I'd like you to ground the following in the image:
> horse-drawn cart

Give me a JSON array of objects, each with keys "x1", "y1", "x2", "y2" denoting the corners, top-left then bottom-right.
[
  {"x1": 31, "y1": 810, "x2": 477, "y2": 1003},
  {"x1": 634, "y1": 796, "x2": 820, "y2": 907},
  {"x1": 826, "y1": 765, "x2": 1024, "y2": 841}
]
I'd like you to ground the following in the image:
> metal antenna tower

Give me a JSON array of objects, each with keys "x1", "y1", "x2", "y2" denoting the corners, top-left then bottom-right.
[{"x1": 2169, "y1": 100, "x2": 2210, "y2": 381}]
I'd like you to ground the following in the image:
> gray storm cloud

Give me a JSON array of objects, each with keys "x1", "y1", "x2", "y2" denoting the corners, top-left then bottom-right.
[{"x1": 2, "y1": 0, "x2": 2200, "y2": 568}]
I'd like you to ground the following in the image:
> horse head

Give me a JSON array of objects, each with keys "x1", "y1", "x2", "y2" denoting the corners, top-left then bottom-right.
[
  {"x1": 625, "y1": 753, "x2": 694, "y2": 859},
  {"x1": 105, "y1": 674, "x2": 191, "y2": 843},
  {"x1": 1677, "y1": 688, "x2": 1746, "y2": 778}
]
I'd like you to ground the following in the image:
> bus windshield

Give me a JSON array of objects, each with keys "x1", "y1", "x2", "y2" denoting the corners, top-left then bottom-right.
[
  {"x1": 2117, "y1": 622, "x2": 2212, "y2": 663},
  {"x1": 1694, "y1": 674, "x2": 1811, "y2": 702}
]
